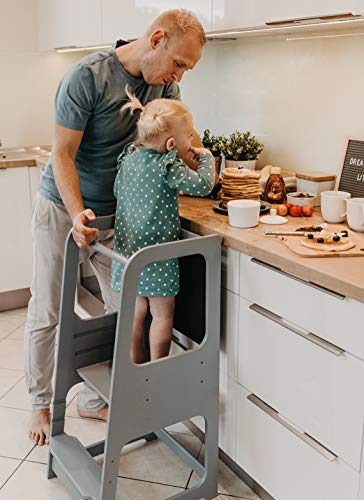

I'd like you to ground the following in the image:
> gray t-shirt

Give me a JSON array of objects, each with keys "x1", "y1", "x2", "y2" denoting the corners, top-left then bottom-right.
[{"x1": 39, "y1": 44, "x2": 180, "y2": 215}]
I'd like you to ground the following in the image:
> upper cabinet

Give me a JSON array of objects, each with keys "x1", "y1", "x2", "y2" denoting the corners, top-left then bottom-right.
[
  {"x1": 37, "y1": 0, "x2": 212, "y2": 51},
  {"x1": 212, "y1": 0, "x2": 364, "y2": 32},
  {"x1": 37, "y1": 0, "x2": 364, "y2": 50},
  {"x1": 37, "y1": 0, "x2": 102, "y2": 51},
  {"x1": 101, "y1": 0, "x2": 212, "y2": 43}
]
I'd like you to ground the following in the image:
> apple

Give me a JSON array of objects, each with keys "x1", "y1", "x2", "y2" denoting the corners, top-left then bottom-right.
[
  {"x1": 276, "y1": 204, "x2": 288, "y2": 216},
  {"x1": 302, "y1": 205, "x2": 314, "y2": 217},
  {"x1": 289, "y1": 205, "x2": 302, "y2": 217}
]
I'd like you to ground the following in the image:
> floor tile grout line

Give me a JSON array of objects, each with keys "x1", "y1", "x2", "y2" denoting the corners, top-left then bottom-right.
[
  {"x1": 0, "y1": 456, "x2": 28, "y2": 491},
  {"x1": 0, "y1": 375, "x2": 25, "y2": 402},
  {"x1": 0, "y1": 405, "x2": 31, "y2": 412},
  {"x1": 0, "y1": 320, "x2": 26, "y2": 341},
  {"x1": 116, "y1": 474, "x2": 186, "y2": 490},
  {"x1": 184, "y1": 469, "x2": 193, "y2": 490},
  {"x1": 0, "y1": 453, "x2": 27, "y2": 461},
  {"x1": 0, "y1": 367, "x2": 25, "y2": 373}
]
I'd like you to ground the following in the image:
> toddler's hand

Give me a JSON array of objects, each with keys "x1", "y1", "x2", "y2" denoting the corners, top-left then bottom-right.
[{"x1": 190, "y1": 146, "x2": 212, "y2": 157}]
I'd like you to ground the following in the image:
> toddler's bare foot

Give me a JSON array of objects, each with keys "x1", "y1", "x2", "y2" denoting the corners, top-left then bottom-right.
[
  {"x1": 77, "y1": 404, "x2": 108, "y2": 421},
  {"x1": 28, "y1": 408, "x2": 50, "y2": 446}
]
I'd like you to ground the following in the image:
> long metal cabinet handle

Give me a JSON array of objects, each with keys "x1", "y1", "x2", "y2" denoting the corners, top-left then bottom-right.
[
  {"x1": 247, "y1": 394, "x2": 338, "y2": 462},
  {"x1": 250, "y1": 258, "x2": 345, "y2": 300},
  {"x1": 249, "y1": 303, "x2": 345, "y2": 357},
  {"x1": 266, "y1": 12, "x2": 357, "y2": 26}
]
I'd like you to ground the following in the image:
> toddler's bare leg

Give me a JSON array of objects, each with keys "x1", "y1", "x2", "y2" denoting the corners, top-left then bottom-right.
[
  {"x1": 131, "y1": 296, "x2": 149, "y2": 364},
  {"x1": 148, "y1": 296, "x2": 175, "y2": 361}
]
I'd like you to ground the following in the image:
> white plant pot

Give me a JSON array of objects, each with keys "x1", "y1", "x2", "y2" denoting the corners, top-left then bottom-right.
[{"x1": 225, "y1": 159, "x2": 257, "y2": 170}]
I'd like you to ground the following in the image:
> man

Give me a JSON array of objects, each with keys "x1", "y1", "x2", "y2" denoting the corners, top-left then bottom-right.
[{"x1": 25, "y1": 9, "x2": 207, "y2": 446}]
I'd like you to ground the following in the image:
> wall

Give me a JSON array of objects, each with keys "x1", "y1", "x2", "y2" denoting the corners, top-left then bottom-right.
[
  {"x1": 180, "y1": 33, "x2": 364, "y2": 175},
  {"x1": 0, "y1": 0, "x2": 83, "y2": 148},
  {"x1": 2, "y1": 2, "x2": 362, "y2": 177}
]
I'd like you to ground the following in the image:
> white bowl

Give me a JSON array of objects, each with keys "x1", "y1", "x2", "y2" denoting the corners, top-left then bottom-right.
[
  {"x1": 287, "y1": 192, "x2": 316, "y2": 207},
  {"x1": 227, "y1": 199, "x2": 260, "y2": 228}
]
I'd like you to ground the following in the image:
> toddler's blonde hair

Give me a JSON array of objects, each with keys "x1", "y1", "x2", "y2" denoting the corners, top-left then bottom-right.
[{"x1": 121, "y1": 86, "x2": 193, "y2": 145}]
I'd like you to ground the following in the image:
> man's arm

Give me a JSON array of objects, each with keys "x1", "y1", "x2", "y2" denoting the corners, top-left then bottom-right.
[{"x1": 52, "y1": 124, "x2": 98, "y2": 248}]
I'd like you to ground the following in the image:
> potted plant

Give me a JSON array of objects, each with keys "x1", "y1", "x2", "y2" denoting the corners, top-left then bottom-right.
[
  {"x1": 220, "y1": 130, "x2": 263, "y2": 170},
  {"x1": 201, "y1": 129, "x2": 223, "y2": 177}
]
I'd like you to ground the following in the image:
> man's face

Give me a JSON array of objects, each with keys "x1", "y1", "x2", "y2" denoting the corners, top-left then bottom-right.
[{"x1": 141, "y1": 31, "x2": 203, "y2": 86}]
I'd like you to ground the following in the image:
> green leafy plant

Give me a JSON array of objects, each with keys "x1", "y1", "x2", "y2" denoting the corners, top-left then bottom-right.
[
  {"x1": 201, "y1": 129, "x2": 223, "y2": 157},
  {"x1": 220, "y1": 130, "x2": 263, "y2": 161}
]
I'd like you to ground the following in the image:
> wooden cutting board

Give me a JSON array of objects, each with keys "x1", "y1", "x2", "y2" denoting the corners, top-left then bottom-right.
[{"x1": 280, "y1": 229, "x2": 364, "y2": 257}]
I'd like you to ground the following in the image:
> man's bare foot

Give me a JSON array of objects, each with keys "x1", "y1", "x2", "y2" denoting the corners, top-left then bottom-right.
[
  {"x1": 77, "y1": 404, "x2": 108, "y2": 421},
  {"x1": 28, "y1": 408, "x2": 50, "y2": 446}
]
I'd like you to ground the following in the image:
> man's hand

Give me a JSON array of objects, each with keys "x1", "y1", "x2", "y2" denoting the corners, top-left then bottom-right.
[{"x1": 72, "y1": 209, "x2": 99, "y2": 249}]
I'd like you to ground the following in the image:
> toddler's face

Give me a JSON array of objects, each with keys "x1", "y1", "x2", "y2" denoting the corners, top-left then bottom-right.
[{"x1": 172, "y1": 117, "x2": 194, "y2": 159}]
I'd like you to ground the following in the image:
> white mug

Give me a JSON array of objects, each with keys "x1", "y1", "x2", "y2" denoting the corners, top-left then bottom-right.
[
  {"x1": 347, "y1": 198, "x2": 364, "y2": 232},
  {"x1": 321, "y1": 191, "x2": 351, "y2": 223},
  {"x1": 227, "y1": 199, "x2": 260, "y2": 228}
]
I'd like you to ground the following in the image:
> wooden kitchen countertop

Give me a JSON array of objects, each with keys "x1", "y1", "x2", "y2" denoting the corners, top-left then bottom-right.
[
  {"x1": 179, "y1": 197, "x2": 364, "y2": 304},
  {"x1": 0, "y1": 146, "x2": 51, "y2": 169}
]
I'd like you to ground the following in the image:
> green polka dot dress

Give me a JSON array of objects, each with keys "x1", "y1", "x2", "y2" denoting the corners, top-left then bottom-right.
[{"x1": 111, "y1": 143, "x2": 215, "y2": 296}]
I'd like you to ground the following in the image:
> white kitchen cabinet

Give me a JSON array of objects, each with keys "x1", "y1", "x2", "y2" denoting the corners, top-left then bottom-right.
[
  {"x1": 212, "y1": 0, "x2": 363, "y2": 32},
  {"x1": 101, "y1": 0, "x2": 212, "y2": 43},
  {"x1": 239, "y1": 254, "x2": 364, "y2": 361},
  {"x1": 37, "y1": 0, "x2": 102, "y2": 51},
  {"x1": 220, "y1": 288, "x2": 238, "y2": 380},
  {"x1": 0, "y1": 167, "x2": 33, "y2": 293},
  {"x1": 238, "y1": 296, "x2": 364, "y2": 471},
  {"x1": 221, "y1": 246, "x2": 239, "y2": 294},
  {"x1": 236, "y1": 384, "x2": 359, "y2": 500},
  {"x1": 191, "y1": 371, "x2": 237, "y2": 460},
  {"x1": 29, "y1": 167, "x2": 42, "y2": 206}
]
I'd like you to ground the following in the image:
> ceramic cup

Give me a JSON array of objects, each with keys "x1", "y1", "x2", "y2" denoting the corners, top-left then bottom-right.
[
  {"x1": 227, "y1": 199, "x2": 260, "y2": 228},
  {"x1": 347, "y1": 198, "x2": 364, "y2": 232},
  {"x1": 321, "y1": 191, "x2": 351, "y2": 223}
]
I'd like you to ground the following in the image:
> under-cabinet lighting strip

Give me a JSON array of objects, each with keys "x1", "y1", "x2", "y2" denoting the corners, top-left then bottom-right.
[
  {"x1": 286, "y1": 31, "x2": 364, "y2": 40},
  {"x1": 206, "y1": 16, "x2": 364, "y2": 38},
  {"x1": 56, "y1": 44, "x2": 112, "y2": 53}
]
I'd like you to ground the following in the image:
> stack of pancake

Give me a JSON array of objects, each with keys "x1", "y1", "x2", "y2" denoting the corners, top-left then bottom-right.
[{"x1": 221, "y1": 168, "x2": 261, "y2": 208}]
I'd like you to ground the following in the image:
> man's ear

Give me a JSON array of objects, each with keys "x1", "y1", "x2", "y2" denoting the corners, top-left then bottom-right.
[
  {"x1": 166, "y1": 138, "x2": 176, "y2": 151},
  {"x1": 150, "y1": 29, "x2": 165, "y2": 49}
]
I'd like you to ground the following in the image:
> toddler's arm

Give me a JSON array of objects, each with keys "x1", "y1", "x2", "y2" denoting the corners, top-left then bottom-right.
[{"x1": 164, "y1": 148, "x2": 215, "y2": 196}]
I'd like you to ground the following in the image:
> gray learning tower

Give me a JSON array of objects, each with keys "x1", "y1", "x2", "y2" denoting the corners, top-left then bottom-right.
[{"x1": 47, "y1": 215, "x2": 222, "y2": 500}]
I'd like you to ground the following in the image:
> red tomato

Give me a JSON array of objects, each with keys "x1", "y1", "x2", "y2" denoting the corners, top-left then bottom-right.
[
  {"x1": 289, "y1": 205, "x2": 302, "y2": 217},
  {"x1": 302, "y1": 205, "x2": 314, "y2": 217},
  {"x1": 276, "y1": 204, "x2": 288, "y2": 216}
]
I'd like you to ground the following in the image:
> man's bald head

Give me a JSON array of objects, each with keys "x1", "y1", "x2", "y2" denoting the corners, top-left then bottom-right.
[{"x1": 146, "y1": 9, "x2": 206, "y2": 47}]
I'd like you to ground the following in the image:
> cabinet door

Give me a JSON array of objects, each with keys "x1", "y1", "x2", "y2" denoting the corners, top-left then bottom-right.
[
  {"x1": 191, "y1": 371, "x2": 237, "y2": 460},
  {"x1": 220, "y1": 289, "x2": 238, "y2": 380},
  {"x1": 0, "y1": 168, "x2": 33, "y2": 292},
  {"x1": 238, "y1": 297, "x2": 364, "y2": 471},
  {"x1": 29, "y1": 167, "x2": 42, "y2": 207},
  {"x1": 236, "y1": 384, "x2": 359, "y2": 500},
  {"x1": 38, "y1": 0, "x2": 102, "y2": 50},
  {"x1": 212, "y1": 0, "x2": 362, "y2": 31},
  {"x1": 102, "y1": 0, "x2": 212, "y2": 43}
]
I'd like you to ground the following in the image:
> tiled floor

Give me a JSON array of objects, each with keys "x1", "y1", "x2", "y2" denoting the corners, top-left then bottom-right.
[{"x1": 0, "y1": 307, "x2": 261, "y2": 500}]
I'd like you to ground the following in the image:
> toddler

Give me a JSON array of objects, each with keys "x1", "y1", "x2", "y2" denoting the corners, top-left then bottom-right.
[{"x1": 111, "y1": 88, "x2": 215, "y2": 364}]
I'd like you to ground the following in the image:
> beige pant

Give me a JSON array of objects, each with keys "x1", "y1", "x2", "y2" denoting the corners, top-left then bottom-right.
[{"x1": 24, "y1": 193, "x2": 119, "y2": 411}]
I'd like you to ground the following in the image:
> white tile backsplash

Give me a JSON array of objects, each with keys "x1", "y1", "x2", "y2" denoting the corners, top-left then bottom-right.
[{"x1": 181, "y1": 34, "x2": 364, "y2": 175}]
